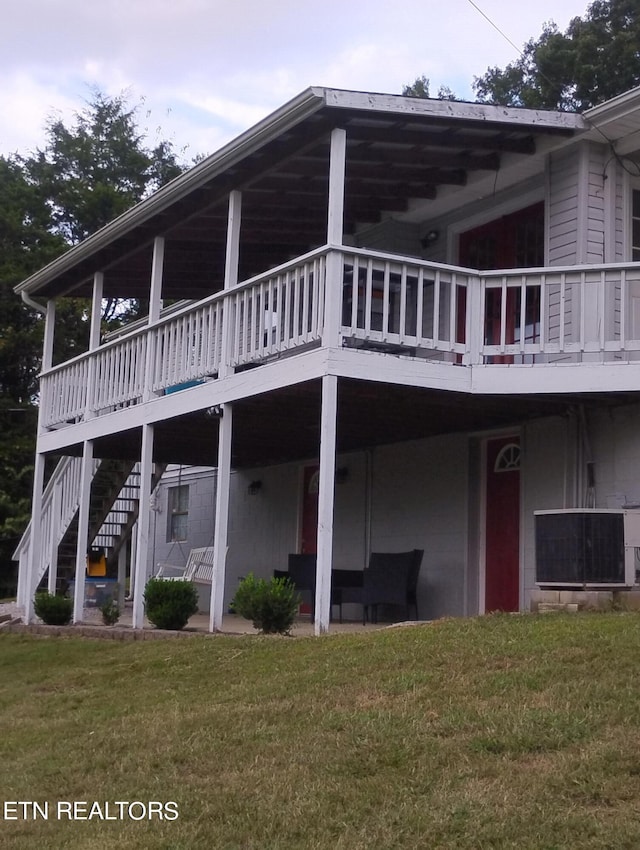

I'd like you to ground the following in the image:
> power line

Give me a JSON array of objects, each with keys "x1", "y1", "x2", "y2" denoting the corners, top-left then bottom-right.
[{"x1": 466, "y1": 0, "x2": 523, "y2": 57}]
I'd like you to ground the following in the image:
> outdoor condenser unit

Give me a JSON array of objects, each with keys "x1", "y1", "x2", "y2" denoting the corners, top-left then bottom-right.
[{"x1": 534, "y1": 509, "x2": 640, "y2": 588}]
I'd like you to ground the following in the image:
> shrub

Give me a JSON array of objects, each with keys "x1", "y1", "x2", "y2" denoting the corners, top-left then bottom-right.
[
  {"x1": 143, "y1": 578, "x2": 198, "y2": 630},
  {"x1": 231, "y1": 573, "x2": 300, "y2": 634},
  {"x1": 33, "y1": 592, "x2": 73, "y2": 625},
  {"x1": 99, "y1": 598, "x2": 120, "y2": 626}
]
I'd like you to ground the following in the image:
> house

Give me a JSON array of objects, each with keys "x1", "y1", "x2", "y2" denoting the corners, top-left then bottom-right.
[{"x1": 13, "y1": 85, "x2": 640, "y2": 634}]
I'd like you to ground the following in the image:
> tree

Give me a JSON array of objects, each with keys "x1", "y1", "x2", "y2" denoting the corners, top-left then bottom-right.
[
  {"x1": 23, "y1": 89, "x2": 185, "y2": 244},
  {"x1": 0, "y1": 90, "x2": 190, "y2": 583},
  {"x1": 402, "y1": 75, "x2": 460, "y2": 101},
  {"x1": 473, "y1": 0, "x2": 640, "y2": 111}
]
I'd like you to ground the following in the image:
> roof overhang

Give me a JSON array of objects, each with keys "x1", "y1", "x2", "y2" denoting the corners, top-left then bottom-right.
[{"x1": 15, "y1": 87, "x2": 586, "y2": 302}]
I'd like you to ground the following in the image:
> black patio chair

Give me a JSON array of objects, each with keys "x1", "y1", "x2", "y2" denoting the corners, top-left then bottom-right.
[
  {"x1": 287, "y1": 553, "x2": 317, "y2": 619},
  {"x1": 362, "y1": 549, "x2": 423, "y2": 624}
]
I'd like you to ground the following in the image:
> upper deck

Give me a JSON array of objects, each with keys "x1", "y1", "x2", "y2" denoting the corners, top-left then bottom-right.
[{"x1": 38, "y1": 244, "x2": 640, "y2": 445}]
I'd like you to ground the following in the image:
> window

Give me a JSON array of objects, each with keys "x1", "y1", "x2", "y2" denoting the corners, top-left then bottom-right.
[{"x1": 167, "y1": 484, "x2": 189, "y2": 542}]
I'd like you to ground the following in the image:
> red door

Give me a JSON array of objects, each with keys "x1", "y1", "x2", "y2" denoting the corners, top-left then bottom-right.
[
  {"x1": 300, "y1": 465, "x2": 319, "y2": 554},
  {"x1": 459, "y1": 203, "x2": 544, "y2": 364},
  {"x1": 485, "y1": 436, "x2": 520, "y2": 612}
]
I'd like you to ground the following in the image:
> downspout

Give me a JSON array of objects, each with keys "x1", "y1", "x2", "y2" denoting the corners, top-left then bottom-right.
[{"x1": 21, "y1": 291, "x2": 47, "y2": 315}]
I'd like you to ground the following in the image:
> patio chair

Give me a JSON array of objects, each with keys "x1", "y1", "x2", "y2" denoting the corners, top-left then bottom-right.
[
  {"x1": 287, "y1": 553, "x2": 317, "y2": 619},
  {"x1": 362, "y1": 549, "x2": 423, "y2": 624}
]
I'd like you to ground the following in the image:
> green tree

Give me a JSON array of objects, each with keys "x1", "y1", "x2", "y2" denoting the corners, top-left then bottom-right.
[
  {"x1": 402, "y1": 75, "x2": 460, "y2": 101},
  {"x1": 0, "y1": 156, "x2": 64, "y2": 582},
  {"x1": 0, "y1": 90, "x2": 190, "y2": 584},
  {"x1": 24, "y1": 89, "x2": 184, "y2": 244},
  {"x1": 473, "y1": 0, "x2": 640, "y2": 111}
]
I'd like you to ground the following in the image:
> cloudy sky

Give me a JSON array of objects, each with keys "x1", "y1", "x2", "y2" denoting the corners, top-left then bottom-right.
[{"x1": 1, "y1": 0, "x2": 591, "y2": 162}]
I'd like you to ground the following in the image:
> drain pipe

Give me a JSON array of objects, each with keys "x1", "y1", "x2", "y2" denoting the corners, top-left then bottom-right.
[{"x1": 21, "y1": 291, "x2": 47, "y2": 315}]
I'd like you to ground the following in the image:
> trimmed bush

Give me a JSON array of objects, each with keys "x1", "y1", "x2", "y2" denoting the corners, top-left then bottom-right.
[
  {"x1": 143, "y1": 578, "x2": 198, "y2": 630},
  {"x1": 33, "y1": 592, "x2": 73, "y2": 625},
  {"x1": 99, "y1": 598, "x2": 120, "y2": 626},
  {"x1": 231, "y1": 573, "x2": 300, "y2": 634}
]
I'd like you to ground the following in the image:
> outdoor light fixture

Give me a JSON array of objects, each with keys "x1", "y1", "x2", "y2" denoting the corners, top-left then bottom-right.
[{"x1": 420, "y1": 229, "x2": 440, "y2": 248}]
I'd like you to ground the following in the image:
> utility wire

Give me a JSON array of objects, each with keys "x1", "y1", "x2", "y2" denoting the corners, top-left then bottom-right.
[{"x1": 466, "y1": 0, "x2": 523, "y2": 57}]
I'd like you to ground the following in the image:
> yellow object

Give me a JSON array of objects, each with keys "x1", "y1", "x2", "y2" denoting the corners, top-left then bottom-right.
[{"x1": 86, "y1": 549, "x2": 106, "y2": 577}]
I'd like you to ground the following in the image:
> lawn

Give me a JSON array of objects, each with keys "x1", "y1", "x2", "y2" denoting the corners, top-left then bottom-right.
[{"x1": 2, "y1": 613, "x2": 640, "y2": 849}]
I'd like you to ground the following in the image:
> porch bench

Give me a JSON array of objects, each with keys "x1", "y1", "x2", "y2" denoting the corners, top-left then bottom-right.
[{"x1": 155, "y1": 547, "x2": 215, "y2": 582}]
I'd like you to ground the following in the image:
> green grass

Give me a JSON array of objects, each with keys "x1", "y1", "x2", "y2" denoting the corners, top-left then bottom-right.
[{"x1": 2, "y1": 613, "x2": 640, "y2": 848}]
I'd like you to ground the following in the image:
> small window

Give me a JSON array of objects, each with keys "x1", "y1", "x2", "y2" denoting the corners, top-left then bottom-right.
[
  {"x1": 494, "y1": 443, "x2": 520, "y2": 472},
  {"x1": 167, "y1": 484, "x2": 189, "y2": 542}
]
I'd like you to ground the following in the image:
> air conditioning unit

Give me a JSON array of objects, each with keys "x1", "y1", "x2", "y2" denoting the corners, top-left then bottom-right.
[{"x1": 534, "y1": 509, "x2": 640, "y2": 588}]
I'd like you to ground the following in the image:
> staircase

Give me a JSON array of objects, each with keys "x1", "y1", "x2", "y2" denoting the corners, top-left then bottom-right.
[{"x1": 15, "y1": 458, "x2": 166, "y2": 603}]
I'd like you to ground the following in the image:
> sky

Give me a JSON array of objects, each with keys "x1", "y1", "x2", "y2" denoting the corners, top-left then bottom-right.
[{"x1": 1, "y1": 0, "x2": 592, "y2": 163}]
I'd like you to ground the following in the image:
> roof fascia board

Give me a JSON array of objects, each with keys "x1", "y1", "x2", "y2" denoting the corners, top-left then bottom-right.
[
  {"x1": 15, "y1": 87, "x2": 327, "y2": 296},
  {"x1": 321, "y1": 88, "x2": 585, "y2": 132}
]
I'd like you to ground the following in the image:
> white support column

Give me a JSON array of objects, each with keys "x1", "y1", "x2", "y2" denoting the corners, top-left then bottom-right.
[
  {"x1": 315, "y1": 374, "x2": 338, "y2": 635},
  {"x1": 324, "y1": 128, "x2": 347, "y2": 350},
  {"x1": 73, "y1": 441, "x2": 94, "y2": 624},
  {"x1": 23, "y1": 451, "x2": 46, "y2": 623},
  {"x1": 85, "y1": 272, "x2": 103, "y2": 419},
  {"x1": 149, "y1": 236, "x2": 165, "y2": 324},
  {"x1": 42, "y1": 300, "x2": 56, "y2": 371},
  {"x1": 327, "y1": 128, "x2": 347, "y2": 246},
  {"x1": 219, "y1": 190, "x2": 242, "y2": 378},
  {"x1": 143, "y1": 237, "x2": 165, "y2": 402},
  {"x1": 465, "y1": 274, "x2": 484, "y2": 365},
  {"x1": 132, "y1": 424, "x2": 154, "y2": 629},
  {"x1": 209, "y1": 404, "x2": 233, "y2": 632},
  {"x1": 89, "y1": 271, "x2": 104, "y2": 349}
]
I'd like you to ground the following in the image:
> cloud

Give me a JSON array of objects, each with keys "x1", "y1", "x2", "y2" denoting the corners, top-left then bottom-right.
[{"x1": 0, "y1": 0, "x2": 593, "y2": 159}]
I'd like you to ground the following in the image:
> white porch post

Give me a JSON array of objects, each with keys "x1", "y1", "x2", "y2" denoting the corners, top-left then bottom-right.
[
  {"x1": 315, "y1": 374, "x2": 338, "y2": 635},
  {"x1": 143, "y1": 237, "x2": 165, "y2": 402},
  {"x1": 207, "y1": 190, "x2": 241, "y2": 630},
  {"x1": 85, "y1": 272, "x2": 103, "y2": 419},
  {"x1": 42, "y1": 300, "x2": 56, "y2": 371},
  {"x1": 72, "y1": 440, "x2": 94, "y2": 623},
  {"x1": 219, "y1": 189, "x2": 242, "y2": 377},
  {"x1": 132, "y1": 424, "x2": 154, "y2": 629},
  {"x1": 324, "y1": 128, "x2": 347, "y2": 350},
  {"x1": 209, "y1": 404, "x2": 233, "y2": 632},
  {"x1": 23, "y1": 451, "x2": 46, "y2": 623}
]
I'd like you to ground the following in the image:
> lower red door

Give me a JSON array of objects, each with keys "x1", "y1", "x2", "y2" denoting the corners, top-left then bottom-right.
[{"x1": 484, "y1": 436, "x2": 520, "y2": 612}]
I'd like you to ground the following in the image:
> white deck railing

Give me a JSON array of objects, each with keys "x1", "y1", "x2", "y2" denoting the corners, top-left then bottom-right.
[{"x1": 38, "y1": 248, "x2": 640, "y2": 428}]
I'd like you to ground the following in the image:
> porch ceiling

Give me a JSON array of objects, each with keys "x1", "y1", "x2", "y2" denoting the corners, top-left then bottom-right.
[
  {"x1": 22, "y1": 90, "x2": 579, "y2": 302},
  {"x1": 77, "y1": 378, "x2": 624, "y2": 470}
]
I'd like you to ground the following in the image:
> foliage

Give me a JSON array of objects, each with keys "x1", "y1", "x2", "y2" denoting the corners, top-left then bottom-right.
[
  {"x1": 5, "y1": 615, "x2": 640, "y2": 847},
  {"x1": 99, "y1": 598, "x2": 120, "y2": 626},
  {"x1": 33, "y1": 591, "x2": 73, "y2": 625},
  {"x1": 231, "y1": 572, "x2": 301, "y2": 634},
  {"x1": 143, "y1": 578, "x2": 198, "y2": 630},
  {"x1": 402, "y1": 75, "x2": 460, "y2": 101},
  {"x1": 473, "y1": 0, "x2": 640, "y2": 110},
  {"x1": 22, "y1": 89, "x2": 184, "y2": 245},
  {"x1": 0, "y1": 90, "x2": 190, "y2": 573}
]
